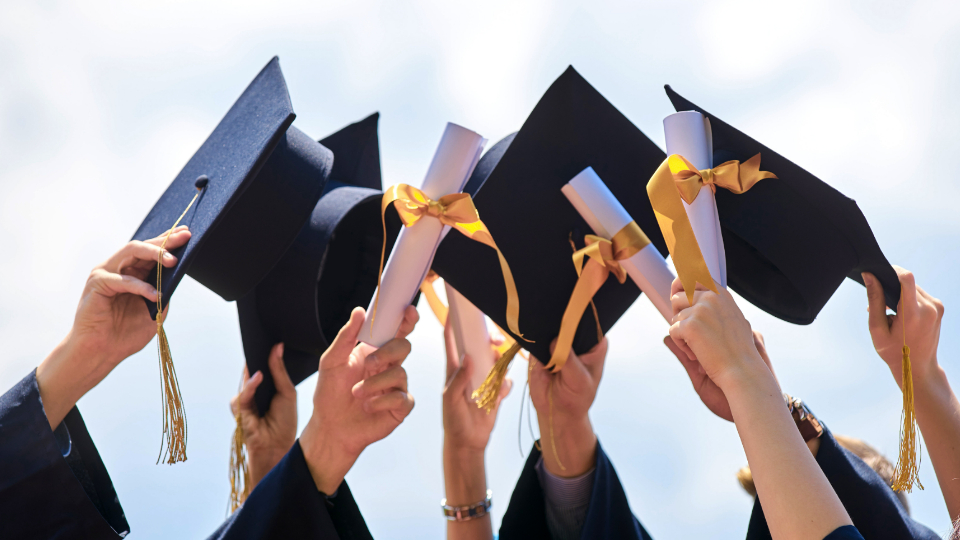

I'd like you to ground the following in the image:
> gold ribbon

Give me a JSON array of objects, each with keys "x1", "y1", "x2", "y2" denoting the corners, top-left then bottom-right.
[
  {"x1": 646, "y1": 153, "x2": 776, "y2": 304},
  {"x1": 545, "y1": 221, "x2": 650, "y2": 372},
  {"x1": 418, "y1": 270, "x2": 448, "y2": 326},
  {"x1": 375, "y1": 184, "x2": 526, "y2": 341}
]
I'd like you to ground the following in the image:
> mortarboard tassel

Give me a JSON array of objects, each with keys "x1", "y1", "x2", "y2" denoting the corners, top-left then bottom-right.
[
  {"x1": 228, "y1": 406, "x2": 250, "y2": 512},
  {"x1": 472, "y1": 341, "x2": 523, "y2": 412},
  {"x1": 891, "y1": 294, "x2": 923, "y2": 492},
  {"x1": 155, "y1": 184, "x2": 203, "y2": 465}
]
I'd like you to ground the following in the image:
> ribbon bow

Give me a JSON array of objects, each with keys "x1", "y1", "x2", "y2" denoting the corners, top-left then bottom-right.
[
  {"x1": 647, "y1": 153, "x2": 775, "y2": 304},
  {"x1": 375, "y1": 184, "x2": 526, "y2": 340},
  {"x1": 670, "y1": 153, "x2": 777, "y2": 205},
  {"x1": 546, "y1": 221, "x2": 650, "y2": 372}
]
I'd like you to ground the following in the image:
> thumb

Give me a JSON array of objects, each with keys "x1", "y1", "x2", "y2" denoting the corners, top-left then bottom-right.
[
  {"x1": 322, "y1": 307, "x2": 365, "y2": 369},
  {"x1": 268, "y1": 343, "x2": 296, "y2": 397},
  {"x1": 236, "y1": 370, "x2": 264, "y2": 415},
  {"x1": 863, "y1": 272, "x2": 890, "y2": 337}
]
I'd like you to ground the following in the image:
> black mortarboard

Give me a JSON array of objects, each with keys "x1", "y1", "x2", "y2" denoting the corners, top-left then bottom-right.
[
  {"x1": 432, "y1": 67, "x2": 669, "y2": 364},
  {"x1": 237, "y1": 113, "x2": 402, "y2": 415},
  {"x1": 132, "y1": 57, "x2": 333, "y2": 316},
  {"x1": 665, "y1": 85, "x2": 900, "y2": 323}
]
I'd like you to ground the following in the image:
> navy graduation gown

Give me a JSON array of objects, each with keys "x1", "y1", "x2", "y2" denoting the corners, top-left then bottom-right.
[
  {"x1": 0, "y1": 370, "x2": 129, "y2": 539},
  {"x1": 746, "y1": 430, "x2": 939, "y2": 540},
  {"x1": 825, "y1": 526, "x2": 866, "y2": 540},
  {"x1": 208, "y1": 440, "x2": 372, "y2": 540},
  {"x1": 499, "y1": 440, "x2": 652, "y2": 540}
]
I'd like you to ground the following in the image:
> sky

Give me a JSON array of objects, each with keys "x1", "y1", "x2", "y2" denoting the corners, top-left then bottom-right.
[{"x1": 1, "y1": 0, "x2": 959, "y2": 538}]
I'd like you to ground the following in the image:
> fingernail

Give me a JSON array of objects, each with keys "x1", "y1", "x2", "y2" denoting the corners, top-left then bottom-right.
[{"x1": 278, "y1": 343, "x2": 284, "y2": 356}]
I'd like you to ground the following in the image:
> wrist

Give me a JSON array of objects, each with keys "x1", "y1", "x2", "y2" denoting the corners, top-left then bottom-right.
[
  {"x1": 443, "y1": 440, "x2": 487, "y2": 506},
  {"x1": 912, "y1": 360, "x2": 947, "y2": 393},
  {"x1": 716, "y1": 358, "x2": 779, "y2": 401},
  {"x1": 299, "y1": 418, "x2": 357, "y2": 495},
  {"x1": 536, "y1": 414, "x2": 597, "y2": 478},
  {"x1": 36, "y1": 335, "x2": 108, "y2": 428}
]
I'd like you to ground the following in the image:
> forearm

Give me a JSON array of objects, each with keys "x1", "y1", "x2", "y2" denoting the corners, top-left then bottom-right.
[
  {"x1": 726, "y1": 366, "x2": 851, "y2": 540},
  {"x1": 443, "y1": 440, "x2": 492, "y2": 540},
  {"x1": 36, "y1": 334, "x2": 109, "y2": 428},
  {"x1": 914, "y1": 363, "x2": 960, "y2": 521},
  {"x1": 536, "y1": 414, "x2": 597, "y2": 478}
]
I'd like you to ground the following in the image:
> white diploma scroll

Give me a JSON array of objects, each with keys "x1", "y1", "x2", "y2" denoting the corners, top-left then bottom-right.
[
  {"x1": 663, "y1": 111, "x2": 727, "y2": 288},
  {"x1": 360, "y1": 123, "x2": 487, "y2": 347},
  {"x1": 562, "y1": 167, "x2": 675, "y2": 322},
  {"x1": 444, "y1": 282, "x2": 494, "y2": 391}
]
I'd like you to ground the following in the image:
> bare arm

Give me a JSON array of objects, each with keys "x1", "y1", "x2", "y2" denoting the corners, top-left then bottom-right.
[
  {"x1": 669, "y1": 280, "x2": 852, "y2": 540},
  {"x1": 864, "y1": 268, "x2": 960, "y2": 520}
]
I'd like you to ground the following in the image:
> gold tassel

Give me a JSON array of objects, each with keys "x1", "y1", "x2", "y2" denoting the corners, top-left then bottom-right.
[
  {"x1": 154, "y1": 187, "x2": 201, "y2": 465},
  {"x1": 156, "y1": 323, "x2": 187, "y2": 464},
  {"x1": 891, "y1": 293, "x2": 923, "y2": 492},
  {"x1": 472, "y1": 341, "x2": 522, "y2": 412},
  {"x1": 228, "y1": 409, "x2": 250, "y2": 512}
]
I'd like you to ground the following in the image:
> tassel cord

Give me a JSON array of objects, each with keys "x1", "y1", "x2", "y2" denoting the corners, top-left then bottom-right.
[
  {"x1": 891, "y1": 293, "x2": 923, "y2": 492},
  {"x1": 154, "y1": 188, "x2": 200, "y2": 465}
]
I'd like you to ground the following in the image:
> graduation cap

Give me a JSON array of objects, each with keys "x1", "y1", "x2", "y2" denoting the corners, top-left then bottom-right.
[
  {"x1": 663, "y1": 86, "x2": 919, "y2": 491},
  {"x1": 432, "y1": 66, "x2": 669, "y2": 370},
  {"x1": 236, "y1": 112, "x2": 400, "y2": 416},
  {"x1": 131, "y1": 57, "x2": 334, "y2": 464},
  {"x1": 229, "y1": 113, "x2": 400, "y2": 510},
  {"x1": 664, "y1": 85, "x2": 900, "y2": 323}
]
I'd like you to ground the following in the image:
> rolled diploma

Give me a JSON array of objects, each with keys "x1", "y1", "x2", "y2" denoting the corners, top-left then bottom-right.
[
  {"x1": 444, "y1": 282, "x2": 493, "y2": 391},
  {"x1": 360, "y1": 123, "x2": 486, "y2": 346},
  {"x1": 663, "y1": 111, "x2": 727, "y2": 288},
  {"x1": 562, "y1": 167, "x2": 674, "y2": 322}
]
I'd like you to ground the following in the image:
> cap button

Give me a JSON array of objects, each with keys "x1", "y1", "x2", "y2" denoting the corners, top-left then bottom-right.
[{"x1": 195, "y1": 175, "x2": 209, "y2": 189}]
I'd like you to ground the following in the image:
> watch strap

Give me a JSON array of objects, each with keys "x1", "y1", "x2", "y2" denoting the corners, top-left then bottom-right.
[{"x1": 441, "y1": 490, "x2": 492, "y2": 521}]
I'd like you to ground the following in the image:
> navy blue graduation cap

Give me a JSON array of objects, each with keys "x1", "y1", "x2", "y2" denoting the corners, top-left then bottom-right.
[
  {"x1": 236, "y1": 113, "x2": 403, "y2": 416},
  {"x1": 664, "y1": 85, "x2": 900, "y2": 323},
  {"x1": 130, "y1": 56, "x2": 333, "y2": 465},
  {"x1": 132, "y1": 56, "x2": 333, "y2": 316},
  {"x1": 432, "y1": 66, "x2": 669, "y2": 365}
]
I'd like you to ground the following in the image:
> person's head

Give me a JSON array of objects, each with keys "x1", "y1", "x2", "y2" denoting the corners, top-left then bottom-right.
[{"x1": 736, "y1": 435, "x2": 909, "y2": 513}]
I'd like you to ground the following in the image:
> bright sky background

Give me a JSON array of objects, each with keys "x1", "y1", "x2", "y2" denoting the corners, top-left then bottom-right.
[{"x1": 2, "y1": 0, "x2": 959, "y2": 538}]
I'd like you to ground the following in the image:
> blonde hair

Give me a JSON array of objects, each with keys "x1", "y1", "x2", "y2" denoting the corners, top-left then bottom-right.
[{"x1": 736, "y1": 435, "x2": 909, "y2": 513}]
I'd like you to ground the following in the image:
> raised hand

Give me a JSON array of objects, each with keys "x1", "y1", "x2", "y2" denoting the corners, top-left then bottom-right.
[
  {"x1": 299, "y1": 305, "x2": 419, "y2": 494},
  {"x1": 865, "y1": 268, "x2": 960, "y2": 521},
  {"x1": 231, "y1": 343, "x2": 298, "y2": 490},
  {"x1": 443, "y1": 321, "x2": 512, "y2": 455},
  {"x1": 667, "y1": 277, "x2": 853, "y2": 540},
  {"x1": 527, "y1": 338, "x2": 606, "y2": 477},
  {"x1": 665, "y1": 329, "x2": 774, "y2": 423},
  {"x1": 442, "y1": 320, "x2": 510, "y2": 540},
  {"x1": 36, "y1": 226, "x2": 192, "y2": 428},
  {"x1": 863, "y1": 267, "x2": 944, "y2": 388}
]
